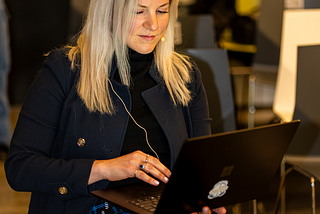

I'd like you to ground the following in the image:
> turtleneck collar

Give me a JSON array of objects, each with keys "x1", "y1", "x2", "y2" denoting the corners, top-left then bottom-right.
[
  {"x1": 128, "y1": 48, "x2": 153, "y2": 81},
  {"x1": 113, "y1": 48, "x2": 154, "y2": 83},
  {"x1": 128, "y1": 48, "x2": 153, "y2": 63}
]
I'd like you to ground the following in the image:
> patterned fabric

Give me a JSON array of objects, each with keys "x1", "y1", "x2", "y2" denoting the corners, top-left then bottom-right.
[{"x1": 88, "y1": 200, "x2": 131, "y2": 214}]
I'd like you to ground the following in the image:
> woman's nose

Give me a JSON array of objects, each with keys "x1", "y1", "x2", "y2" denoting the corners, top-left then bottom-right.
[{"x1": 143, "y1": 13, "x2": 159, "y2": 31}]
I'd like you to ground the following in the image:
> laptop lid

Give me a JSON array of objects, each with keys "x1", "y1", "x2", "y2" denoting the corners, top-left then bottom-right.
[{"x1": 92, "y1": 120, "x2": 300, "y2": 214}]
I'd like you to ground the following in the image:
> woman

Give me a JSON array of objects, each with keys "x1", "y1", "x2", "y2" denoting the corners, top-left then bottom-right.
[{"x1": 5, "y1": 0, "x2": 226, "y2": 213}]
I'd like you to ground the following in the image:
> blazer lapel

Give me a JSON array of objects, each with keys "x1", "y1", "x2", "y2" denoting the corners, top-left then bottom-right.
[{"x1": 141, "y1": 85, "x2": 188, "y2": 168}]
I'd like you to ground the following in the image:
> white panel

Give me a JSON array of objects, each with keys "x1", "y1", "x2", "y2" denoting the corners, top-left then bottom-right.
[{"x1": 273, "y1": 9, "x2": 320, "y2": 121}]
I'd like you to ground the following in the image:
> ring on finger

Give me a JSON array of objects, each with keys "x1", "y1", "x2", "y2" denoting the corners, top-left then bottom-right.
[
  {"x1": 139, "y1": 162, "x2": 146, "y2": 170},
  {"x1": 145, "y1": 154, "x2": 149, "y2": 163},
  {"x1": 134, "y1": 170, "x2": 138, "y2": 177}
]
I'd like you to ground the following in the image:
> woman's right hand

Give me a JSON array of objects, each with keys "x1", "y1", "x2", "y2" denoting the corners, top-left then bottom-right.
[
  {"x1": 88, "y1": 150, "x2": 171, "y2": 185},
  {"x1": 191, "y1": 206, "x2": 227, "y2": 214}
]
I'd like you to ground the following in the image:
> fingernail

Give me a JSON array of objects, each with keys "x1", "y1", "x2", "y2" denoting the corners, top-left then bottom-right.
[
  {"x1": 154, "y1": 180, "x2": 160, "y2": 185},
  {"x1": 164, "y1": 177, "x2": 169, "y2": 182},
  {"x1": 203, "y1": 207, "x2": 209, "y2": 212}
]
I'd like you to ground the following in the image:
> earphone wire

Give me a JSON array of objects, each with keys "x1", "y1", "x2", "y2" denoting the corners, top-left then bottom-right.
[{"x1": 107, "y1": 79, "x2": 160, "y2": 160}]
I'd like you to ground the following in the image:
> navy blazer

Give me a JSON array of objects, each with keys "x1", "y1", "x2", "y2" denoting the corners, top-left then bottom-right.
[{"x1": 5, "y1": 49, "x2": 211, "y2": 214}]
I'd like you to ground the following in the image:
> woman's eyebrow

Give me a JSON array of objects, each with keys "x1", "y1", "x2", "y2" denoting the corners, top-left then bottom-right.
[
  {"x1": 137, "y1": 3, "x2": 169, "y2": 8},
  {"x1": 159, "y1": 3, "x2": 169, "y2": 7}
]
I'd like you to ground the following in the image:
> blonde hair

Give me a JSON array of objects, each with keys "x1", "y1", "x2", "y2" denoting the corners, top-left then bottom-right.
[{"x1": 68, "y1": 0, "x2": 193, "y2": 114}]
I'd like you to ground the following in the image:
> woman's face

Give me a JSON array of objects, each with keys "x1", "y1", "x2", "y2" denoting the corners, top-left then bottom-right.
[{"x1": 127, "y1": 0, "x2": 170, "y2": 54}]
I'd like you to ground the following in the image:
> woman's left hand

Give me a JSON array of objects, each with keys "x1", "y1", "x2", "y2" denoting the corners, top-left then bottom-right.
[{"x1": 191, "y1": 206, "x2": 227, "y2": 214}]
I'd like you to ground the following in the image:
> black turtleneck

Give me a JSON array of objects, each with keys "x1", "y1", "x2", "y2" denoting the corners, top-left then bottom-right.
[{"x1": 114, "y1": 48, "x2": 171, "y2": 170}]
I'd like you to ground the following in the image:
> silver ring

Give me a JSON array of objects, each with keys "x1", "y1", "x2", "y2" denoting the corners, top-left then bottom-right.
[
  {"x1": 139, "y1": 162, "x2": 145, "y2": 170},
  {"x1": 134, "y1": 170, "x2": 138, "y2": 177},
  {"x1": 145, "y1": 154, "x2": 149, "y2": 163}
]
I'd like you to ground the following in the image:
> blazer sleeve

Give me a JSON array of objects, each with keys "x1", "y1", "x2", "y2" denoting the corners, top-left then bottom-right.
[
  {"x1": 5, "y1": 50, "x2": 95, "y2": 201},
  {"x1": 188, "y1": 63, "x2": 212, "y2": 138}
]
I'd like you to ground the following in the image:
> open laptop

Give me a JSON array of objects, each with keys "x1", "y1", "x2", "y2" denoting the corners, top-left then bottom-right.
[{"x1": 92, "y1": 120, "x2": 300, "y2": 213}]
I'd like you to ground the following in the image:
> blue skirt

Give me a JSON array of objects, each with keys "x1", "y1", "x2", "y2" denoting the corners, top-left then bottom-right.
[{"x1": 88, "y1": 200, "x2": 131, "y2": 214}]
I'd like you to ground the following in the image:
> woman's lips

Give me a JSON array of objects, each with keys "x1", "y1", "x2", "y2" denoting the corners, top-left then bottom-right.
[{"x1": 139, "y1": 35, "x2": 156, "y2": 41}]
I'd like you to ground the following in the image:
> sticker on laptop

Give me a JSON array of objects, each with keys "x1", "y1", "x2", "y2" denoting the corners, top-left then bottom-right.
[{"x1": 208, "y1": 180, "x2": 229, "y2": 199}]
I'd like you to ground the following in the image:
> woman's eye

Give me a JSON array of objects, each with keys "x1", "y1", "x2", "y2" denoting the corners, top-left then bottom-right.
[
  {"x1": 136, "y1": 10, "x2": 144, "y2": 14},
  {"x1": 158, "y1": 10, "x2": 169, "y2": 14}
]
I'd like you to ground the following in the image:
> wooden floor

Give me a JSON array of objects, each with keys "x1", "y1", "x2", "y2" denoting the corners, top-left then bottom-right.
[
  {"x1": 0, "y1": 160, "x2": 30, "y2": 214},
  {"x1": 0, "y1": 105, "x2": 30, "y2": 214},
  {"x1": 0, "y1": 106, "x2": 319, "y2": 214}
]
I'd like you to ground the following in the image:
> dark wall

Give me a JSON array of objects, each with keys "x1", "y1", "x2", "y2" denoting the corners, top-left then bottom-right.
[
  {"x1": 188, "y1": 0, "x2": 237, "y2": 42},
  {"x1": 5, "y1": 0, "x2": 70, "y2": 104},
  {"x1": 305, "y1": 0, "x2": 320, "y2": 8}
]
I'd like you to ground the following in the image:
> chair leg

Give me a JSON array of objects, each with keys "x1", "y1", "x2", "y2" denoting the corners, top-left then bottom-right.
[
  {"x1": 280, "y1": 159, "x2": 286, "y2": 214},
  {"x1": 252, "y1": 199, "x2": 257, "y2": 214},
  {"x1": 248, "y1": 74, "x2": 255, "y2": 129},
  {"x1": 311, "y1": 177, "x2": 316, "y2": 214}
]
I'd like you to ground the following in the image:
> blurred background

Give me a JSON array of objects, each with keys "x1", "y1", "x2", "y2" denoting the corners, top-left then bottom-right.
[
  {"x1": 4, "y1": 0, "x2": 275, "y2": 128},
  {"x1": 1, "y1": 0, "x2": 320, "y2": 213}
]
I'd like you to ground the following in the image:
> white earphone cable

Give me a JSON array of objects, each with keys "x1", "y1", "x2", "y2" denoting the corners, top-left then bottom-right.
[{"x1": 107, "y1": 79, "x2": 160, "y2": 160}]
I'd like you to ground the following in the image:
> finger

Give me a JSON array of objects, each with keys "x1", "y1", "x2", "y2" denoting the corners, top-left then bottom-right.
[
  {"x1": 212, "y1": 207, "x2": 227, "y2": 214},
  {"x1": 134, "y1": 169, "x2": 160, "y2": 186},
  {"x1": 144, "y1": 155, "x2": 172, "y2": 178},
  {"x1": 140, "y1": 162, "x2": 170, "y2": 184},
  {"x1": 201, "y1": 206, "x2": 211, "y2": 214},
  {"x1": 131, "y1": 151, "x2": 171, "y2": 184},
  {"x1": 190, "y1": 206, "x2": 211, "y2": 214}
]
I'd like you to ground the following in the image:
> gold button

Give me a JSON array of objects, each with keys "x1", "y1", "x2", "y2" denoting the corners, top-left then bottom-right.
[
  {"x1": 77, "y1": 138, "x2": 86, "y2": 147},
  {"x1": 58, "y1": 187, "x2": 68, "y2": 195}
]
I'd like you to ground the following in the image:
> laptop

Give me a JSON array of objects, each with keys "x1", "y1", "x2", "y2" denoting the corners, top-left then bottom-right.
[{"x1": 92, "y1": 120, "x2": 300, "y2": 214}]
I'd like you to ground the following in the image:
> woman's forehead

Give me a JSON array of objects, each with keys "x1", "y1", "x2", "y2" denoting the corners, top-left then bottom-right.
[{"x1": 137, "y1": 0, "x2": 170, "y2": 7}]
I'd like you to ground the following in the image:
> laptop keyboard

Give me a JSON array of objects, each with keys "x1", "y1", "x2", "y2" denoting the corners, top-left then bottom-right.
[{"x1": 127, "y1": 195, "x2": 161, "y2": 212}]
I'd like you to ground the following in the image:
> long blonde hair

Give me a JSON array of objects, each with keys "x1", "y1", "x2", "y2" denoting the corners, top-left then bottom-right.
[{"x1": 68, "y1": 0, "x2": 193, "y2": 114}]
